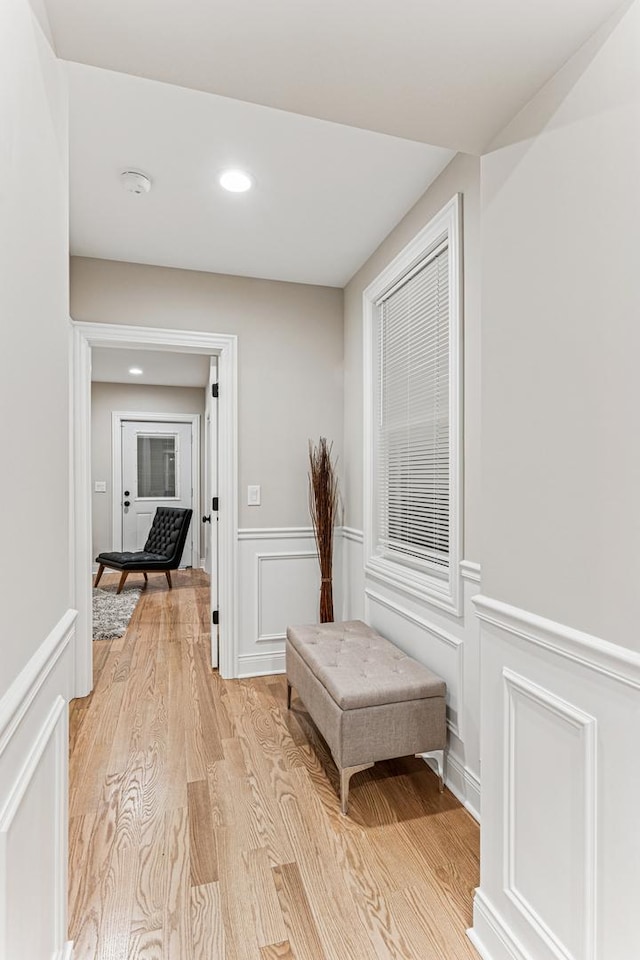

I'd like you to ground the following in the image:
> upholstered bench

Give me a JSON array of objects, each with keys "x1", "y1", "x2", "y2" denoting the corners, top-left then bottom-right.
[{"x1": 286, "y1": 619, "x2": 447, "y2": 814}]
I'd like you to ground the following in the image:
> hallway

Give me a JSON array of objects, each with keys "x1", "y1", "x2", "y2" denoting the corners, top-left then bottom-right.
[{"x1": 68, "y1": 570, "x2": 479, "y2": 959}]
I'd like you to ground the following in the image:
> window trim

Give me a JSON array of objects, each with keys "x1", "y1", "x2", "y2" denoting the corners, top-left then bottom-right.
[{"x1": 363, "y1": 194, "x2": 463, "y2": 616}]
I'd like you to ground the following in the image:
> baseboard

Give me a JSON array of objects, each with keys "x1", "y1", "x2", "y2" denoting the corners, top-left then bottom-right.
[
  {"x1": 53, "y1": 941, "x2": 74, "y2": 960},
  {"x1": 468, "y1": 890, "x2": 532, "y2": 960},
  {"x1": 236, "y1": 650, "x2": 286, "y2": 678},
  {"x1": 445, "y1": 751, "x2": 480, "y2": 822}
]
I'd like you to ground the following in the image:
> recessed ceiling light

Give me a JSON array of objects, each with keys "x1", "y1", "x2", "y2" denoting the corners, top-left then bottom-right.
[
  {"x1": 219, "y1": 169, "x2": 253, "y2": 193},
  {"x1": 129, "y1": 367, "x2": 143, "y2": 375}
]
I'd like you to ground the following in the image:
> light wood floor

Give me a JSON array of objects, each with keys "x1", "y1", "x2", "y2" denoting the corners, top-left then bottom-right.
[{"x1": 69, "y1": 569, "x2": 480, "y2": 959}]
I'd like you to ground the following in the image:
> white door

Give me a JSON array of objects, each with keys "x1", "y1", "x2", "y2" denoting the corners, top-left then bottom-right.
[
  {"x1": 121, "y1": 420, "x2": 194, "y2": 565},
  {"x1": 205, "y1": 359, "x2": 219, "y2": 667}
]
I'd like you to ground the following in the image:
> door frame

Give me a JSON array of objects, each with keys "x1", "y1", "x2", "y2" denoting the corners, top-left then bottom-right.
[
  {"x1": 71, "y1": 321, "x2": 239, "y2": 697},
  {"x1": 112, "y1": 411, "x2": 201, "y2": 569}
]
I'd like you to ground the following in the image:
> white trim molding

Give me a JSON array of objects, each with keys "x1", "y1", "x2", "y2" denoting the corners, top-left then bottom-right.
[
  {"x1": 473, "y1": 594, "x2": 640, "y2": 689},
  {"x1": 0, "y1": 609, "x2": 76, "y2": 751},
  {"x1": 256, "y1": 550, "x2": 318, "y2": 642},
  {"x1": 460, "y1": 560, "x2": 481, "y2": 583},
  {"x1": 53, "y1": 944, "x2": 74, "y2": 960},
  {"x1": 470, "y1": 595, "x2": 640, "y2": 960},
  {"x1": 0, "y1": 610, "x2": 76, "y2": 960},
  {"x1": 237, "y1": 650, "x2": 286, "y2": 678},
  {"x1": 503, "y1": 669, "x2": 597, "y2": 960},
  {"x1": 111, "y1": 410, "x2": 201, "y2": 569},
  {"x1": 238, "y1": 526, "x2": 315, "y2": 541},
  {"x1": 71, "y1": 321, "x2": 239, "y2": 690},
  {"x1": 340, "y1": 526, "x2": 364, "y2": 544},
  {"x1": 365, "y1": 587, "x2": 464, "y2": 739},
  {"x1": 363, "y1": 194, "x2": 463, "y2": 617}
]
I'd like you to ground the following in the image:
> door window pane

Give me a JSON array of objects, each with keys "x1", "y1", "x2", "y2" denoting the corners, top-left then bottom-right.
[{"x1": 137, "y1": 435, "x2": 177, "y2": 498}]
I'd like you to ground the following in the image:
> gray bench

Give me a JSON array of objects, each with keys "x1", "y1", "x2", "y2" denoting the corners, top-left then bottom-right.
[{"x1": 286, "y1": 619, "x2": 447, "y2": 814}]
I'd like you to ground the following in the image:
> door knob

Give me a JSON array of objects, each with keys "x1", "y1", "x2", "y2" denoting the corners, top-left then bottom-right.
[
  {"x1": 124, "y1": 490, "x2": 130, "y2": 496},
  {"x1": 202, "y1": 514, "x2": 211, "y2": 523},
  {"x1": 124, "y1": 500, "x2": 131, "y2": 507}
]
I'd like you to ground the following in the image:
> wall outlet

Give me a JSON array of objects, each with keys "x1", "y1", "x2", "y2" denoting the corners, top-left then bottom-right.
[
  {"x1": 94, "y1": 481, "x2": 107, "y2": 493},
  {"x1": 247, "y1": 484, "x2": 261, "y2": 506}
]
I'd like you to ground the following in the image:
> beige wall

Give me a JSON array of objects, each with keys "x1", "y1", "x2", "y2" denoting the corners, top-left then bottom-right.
[
  {"x1": 91, "y1": 382, "x2": 206, "y2": 560},
  {"x1": 1, "y1": 0, "x2": 69, "y2": 698},
  {"x1": 71, "y1": 258, "x2": 344, "y2": 530},
  {"x1": 342, "y1": 152, "x2": 482, "y2": 561},
  {"x1": 481, "y1": 0, "x2": 640, "y2": 647}
]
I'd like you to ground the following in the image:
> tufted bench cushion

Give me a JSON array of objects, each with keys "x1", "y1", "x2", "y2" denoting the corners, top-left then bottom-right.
[
  {"x1": 286, "y1": 619, "x2": 447, "y2": 815},
  {"x1": 286, "y1": 619, "x2": 445, "y2": 710}
]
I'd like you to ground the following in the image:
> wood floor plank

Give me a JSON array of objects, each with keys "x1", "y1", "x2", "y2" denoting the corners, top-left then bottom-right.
[
  {"x1": 272, "y1": 862, "x2": 327, "y2": 960},
  {"x1": 164, "y1": 807, "x2": 193, "y2": 960},
  {"x1": 188, "y1": 779, "x2": 218, "y2": 886},
  {"x1": 69, "y1": 569, "x2": 479, "y2": 960},
  {"x1": 191, "y1": 882, "x2": 225, "y2": 960},
  {"x1": 244, "y1": 847, "x2": 288, "y2": 949}
]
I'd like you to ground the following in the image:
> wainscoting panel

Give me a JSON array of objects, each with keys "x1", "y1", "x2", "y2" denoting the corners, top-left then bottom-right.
[
  {"x1": 343, "y1": 530, "x2": 481, "y2": 819},
  {"x1": 0, "y1": 610, "x2": 76, "y2": 960},
  {"x1": 469, "y1": 597, "x2": 640, "y2": 960},
  {"x1": 237, "y1": 529, "x2": 320, "y2": 678}
]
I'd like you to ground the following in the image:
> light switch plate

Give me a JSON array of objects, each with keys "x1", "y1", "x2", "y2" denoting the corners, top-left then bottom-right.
[
  {"x1": 94, "y1": 481, "x2": 107, "y2": 493},
  {"x1": 247, "y1": 484, "x2": 261, "y2": 506}
]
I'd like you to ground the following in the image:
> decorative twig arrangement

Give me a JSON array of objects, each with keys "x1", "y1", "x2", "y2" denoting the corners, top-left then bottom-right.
[{"x1": 308, "y1": 437, "x2": 339, "y2": 623}]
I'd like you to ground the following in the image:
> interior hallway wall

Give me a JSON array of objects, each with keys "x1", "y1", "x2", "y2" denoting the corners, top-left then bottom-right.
[
  {"x1": 0, "y1": 2, "x2": 75, "y2": 958},
  {"x1": 472, "y1": 5, "x2": 640, "y2": 958},
  {"x1": 91, "y1": 381, "x2": 206, "y2": 562},
  {"x1": 340, "y1": 152, "x2": 483, "y2": 816},
  {"x1": 72, "y1": 258, "x2": 344, "y2": 530}
]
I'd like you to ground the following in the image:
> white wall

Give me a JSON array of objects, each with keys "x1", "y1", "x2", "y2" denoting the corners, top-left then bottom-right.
[
  {"x1": 72, "y1": 257, "x2": 344, "y2": 530},
  {"x1": 341, "y1": 152, "x2": 483, "y2": 817},
  {"x1": 91, "y1": 381, "x2": 206, "y2": 561},
  {"x1": 481, "y1": 0, "x2": 640, "y2": 651},
  {"x1": 472, "y1": 5, "x2": 640, "y2": 959},
  {"x1": 0, "y1": 2, "x2": 74, "y2": 957}
]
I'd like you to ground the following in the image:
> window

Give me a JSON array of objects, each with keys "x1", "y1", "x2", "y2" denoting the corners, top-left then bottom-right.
[{"x1": 364, "y1": 195, "x2": 462, "y2": 614}]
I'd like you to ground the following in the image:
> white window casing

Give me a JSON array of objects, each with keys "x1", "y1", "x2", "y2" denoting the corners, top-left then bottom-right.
[{"x1": 363, "y1": 194, "x2": 463, "y2": 615}]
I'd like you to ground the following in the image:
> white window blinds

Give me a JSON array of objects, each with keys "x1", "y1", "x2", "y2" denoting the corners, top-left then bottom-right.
[{"x1": 376, "y1": 242, "x2": 449, "y2": 569}]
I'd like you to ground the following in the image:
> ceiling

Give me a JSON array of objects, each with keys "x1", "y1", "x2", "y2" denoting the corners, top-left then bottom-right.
[
  {"x1": 68, "y1": 63, "x2": 453, "y2": 286},
  {"x1": 45, "y1": 0, "x2": 624, "y2": 286},
  {"x1": 45, "y1": 0, "x2": 623, "y2": 153},
  {"x1": 92, "y1": 348, "x2": 211, "y2": 388}
]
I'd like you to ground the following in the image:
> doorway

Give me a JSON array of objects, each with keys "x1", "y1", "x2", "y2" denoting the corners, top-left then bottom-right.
[
  {"x1": 114, "y1": 414, "x2": 199, "y2": 568},
  {"x1": 71, "y1": 321, "x2": 239, "y2": 698}
]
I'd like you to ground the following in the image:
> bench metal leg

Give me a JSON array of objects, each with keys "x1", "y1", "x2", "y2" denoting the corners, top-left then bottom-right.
[
  {"x1": 416, "y1": 749, "x2": 445, "y2": 793},
  {"x1": 339, "y1": 762, "x2": 374, "y2": 816},
  {"x1": 286, "y1": 681, "x2": 292, "y2": 709}
]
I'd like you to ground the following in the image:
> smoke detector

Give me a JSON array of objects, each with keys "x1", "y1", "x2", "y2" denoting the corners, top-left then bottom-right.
[{"x1": 120, "y1": 170, "x2": 152, "y2": 195}]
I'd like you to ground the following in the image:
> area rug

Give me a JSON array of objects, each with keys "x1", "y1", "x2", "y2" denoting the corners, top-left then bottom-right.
[{"x1": 92, "y1": 585, "x2": 142, "y2": 640}]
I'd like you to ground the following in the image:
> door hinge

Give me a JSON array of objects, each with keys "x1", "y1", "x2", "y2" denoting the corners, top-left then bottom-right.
[
  {"x1": 211, "y1": 383, "x2": 219, "y2": 398},
  {"x1": 212, "y1": 609, "x2": 219, "y2": 625},
  {"x1": 212, "y1": 497, "x2": 219, "y2": 512}
]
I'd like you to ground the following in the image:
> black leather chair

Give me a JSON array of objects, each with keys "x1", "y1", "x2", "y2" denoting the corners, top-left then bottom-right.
[{"x1": 94, "y1": 506, "x2": 193, "y2": 594}]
